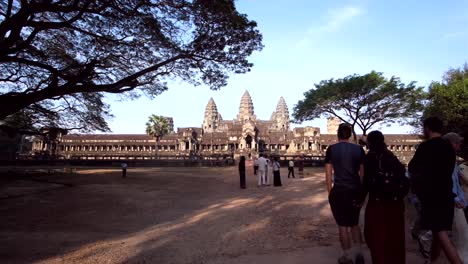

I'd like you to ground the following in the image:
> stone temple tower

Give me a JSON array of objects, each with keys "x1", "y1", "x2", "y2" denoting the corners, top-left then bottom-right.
[
  {"x1": 270, "y1": 97, "x2": 290, "y2": 131},
  {"x1": 202, "y1": 98, "x2": 222, "y2": 132},
  {"x1": 237, "y1": 90, "x2": 256, "y2": 122},
  {"x1": 327, "y1": 117, "x2": 341, "y2": 134}
]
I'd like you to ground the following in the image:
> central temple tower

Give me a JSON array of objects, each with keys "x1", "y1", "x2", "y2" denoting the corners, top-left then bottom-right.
[
  {"x1": 270, "y1": 96, "x2": 290, "y2": 131},
  {"x1": 237, "y1": 90, "x2": 256, "y2": 122}
]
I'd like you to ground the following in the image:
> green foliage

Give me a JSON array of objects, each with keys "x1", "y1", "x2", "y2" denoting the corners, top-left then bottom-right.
[
  {"x1": 0, "y1": 0, "x2": 263, "y2": 132},
  {"x1": 293, "y1": 71, "x2": 425, "y2": 136},
  {"x1": 422, "y1": 65, "x2": 468, "y2": 157},
  {"x1": 145, "y1": 115, "x2": 171, "y2": 141}
]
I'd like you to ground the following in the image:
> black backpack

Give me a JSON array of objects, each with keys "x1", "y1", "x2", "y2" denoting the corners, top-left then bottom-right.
[{"x1": 365, "y1": 150, "x2": 410, "y2": 201}]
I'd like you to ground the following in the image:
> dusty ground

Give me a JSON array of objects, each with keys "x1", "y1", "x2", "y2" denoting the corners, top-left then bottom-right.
[{"x1": 0, "y1": 167, "x2": 426, "y2": 263}]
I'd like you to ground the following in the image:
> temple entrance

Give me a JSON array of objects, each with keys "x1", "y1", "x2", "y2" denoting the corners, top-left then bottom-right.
[
  {"x1": 245, "y1": 135, "x2": 252, "y2": 150},
  {"x1": 258, "y1": 139, "x2": 266, "y2": 152}
]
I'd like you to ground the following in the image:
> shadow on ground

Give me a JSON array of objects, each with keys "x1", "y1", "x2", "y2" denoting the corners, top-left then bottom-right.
[{"x1": 0, "y1": 167, "x2": 423, "y2": 263}]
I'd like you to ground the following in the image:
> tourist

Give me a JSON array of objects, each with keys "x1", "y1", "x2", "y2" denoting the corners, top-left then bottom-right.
[
  {"x1": 325, "y1": 123, "x2": 366, "y2": 264},
  {"x1": 239, "y1": 156, "x2": 246, "y2": 189},
  {"x1": 460, "y1": 160, "x2": 468, "y2": 223},
  {"x1": 409, "y1": 117, "x2": 463, "y2": 264},
  {"x1": 298, "y1": 156, "x2": 304, "y2": 178},
  {"x1": 443, "y1": 133, "x2": 466, "y2": 210},
  {"x1": 273, "y1": 156, "x2": 282, "y2": 186},
  {"x1": 363, "y1": 131, "x2": 409, "y2": 264},
  {"x1": 121, "y1": 162, "x2": 127, "y2": 178},
  {"x1": 257, "y1": 154, "x2": 267, "y2": 187},
  {"x1": 288, "y1": 159, "x2": 295, "y2": 178},
  {"x1": 443, "y1": 133, "x2": 468, "y2": 259},
  {"x1": 266, "y1": 157, "x2": 272, "y2": 186},
  {"x1": 254, "y1": 156, "x2": 259, "y2": 176}
]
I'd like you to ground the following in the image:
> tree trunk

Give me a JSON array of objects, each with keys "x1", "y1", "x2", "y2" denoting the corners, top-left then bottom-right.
[
  {"x1": 351, "y1": 126, "x2": 358, "y2": 144},
  {"x1": 155, "y1": 136, "x2": 159, "y2": 159}
]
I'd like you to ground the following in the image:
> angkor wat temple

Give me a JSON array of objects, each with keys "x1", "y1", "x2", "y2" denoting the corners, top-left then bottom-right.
[{"x1": 32, "y1": 91, "x2": 420, "y2": 163}]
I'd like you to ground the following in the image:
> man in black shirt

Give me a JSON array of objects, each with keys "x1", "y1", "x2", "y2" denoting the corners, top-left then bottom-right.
[
  {"x1": 409, "y1": 117, "x2": 462, "y2": 264},
  {"x1": 325, "y1": 123, "x2": 366, "y2": 264}
]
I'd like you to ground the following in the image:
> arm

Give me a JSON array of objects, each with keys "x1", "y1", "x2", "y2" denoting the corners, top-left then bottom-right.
[
  {"x1": 459, "y1": 164, "x2": 468, "y2": 185},
  {"x1": 324, "y1": 147, "x2": 333, "y2": 194},
  {"x1": 359, "y1": 147, "x2": 366, "y2": 184},
  {"x1": 452, "y1": 166, "x2": 466, "y2": 208},
  {"x1": 325, "y1": 163, "x2": 333, "y2": 194},
  {"x1": 359, "y1": 164, "x2": 365, "y2": 184}
]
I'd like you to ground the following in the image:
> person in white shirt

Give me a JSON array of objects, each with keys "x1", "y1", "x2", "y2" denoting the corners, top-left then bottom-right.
[
  {"x1": 273, "y1": 156, "x2": 282, "y2": 186},
  {"x1": 288, "y1": 159, "x2": 295, "y2": 178},
  {"x1": 257, "y1": 154, "x2": 268, "y2": 187}
]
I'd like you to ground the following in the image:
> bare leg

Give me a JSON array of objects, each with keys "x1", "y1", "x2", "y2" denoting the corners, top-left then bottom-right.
[
  {"x1": 339, "y1": 226, "x2": 352, "y2": 254},
  {"x1": 433, "y1": 231, "x2": 462, "y2": 264},
  {"x1": 351, "y1": 225, "x2": 364, "y2": 244},
  {"x1": 431, "y1": 234, "x2": 442, "y2": 262}
]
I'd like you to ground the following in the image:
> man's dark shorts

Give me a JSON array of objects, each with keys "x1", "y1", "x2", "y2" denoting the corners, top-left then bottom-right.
[
  {"x1": 420, "y1": 198, "x2": 454, "y2": 232},
  {"x1": 329, "y1": 186, "x2": 362, "y2": 227}
]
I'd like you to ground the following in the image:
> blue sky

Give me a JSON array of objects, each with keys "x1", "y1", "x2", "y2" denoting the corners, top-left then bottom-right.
[{"x1": 105, "y1": 0, "x2": 468, "y2": 134}]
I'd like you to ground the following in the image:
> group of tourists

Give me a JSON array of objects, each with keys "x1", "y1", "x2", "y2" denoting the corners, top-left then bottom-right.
[
  {"x1": 239, "y1": 154, "x2": 283, "y2": 188},
  {"x1": 326, "y1": 117, "x2": 468, "y2": 264},
  {"x1": 238, "y1": 154, "x2": 306, "y2": 189}
]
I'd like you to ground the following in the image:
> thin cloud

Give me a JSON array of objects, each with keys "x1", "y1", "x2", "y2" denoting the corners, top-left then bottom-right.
[
  {"x1": 442, "y1": 31, "x2": 468, "y2": 39},
  {"x1": 298, "y1": 6, "x2": 364, "y2": 47},
  {"x1": 318, "y1": 6, "x2": 363, "y2": 33}
]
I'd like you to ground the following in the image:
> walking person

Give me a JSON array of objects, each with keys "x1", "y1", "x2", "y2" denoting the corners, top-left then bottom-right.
[
  {"x1": 239, "y1": 156, "x2": 247, "y2": 189},
  {"x1": 443, "y1": 132, "x2": 468, "y2": 260},
  {"x1": 460, "y1": 160, "x2": 468, "y2": 223},
  {"x1": 363, "y1": 131, "x2": 409, "y2": 264},
  {"x1": 409, "y1": 117, "x2": 463, "y2": 264},
  {"x1": 298, "y1": 157, "x2": 304, "y2": 178},
  {"x1": 288, "y1": 159, "x2": 295, "y2": 178},
  {"x1": 273, "y1": 156, "x2": 282, "y2": 186},
  {"x1": 325, "y1": 123, "x2": 366, "y2": 264},
  {"x1": 254, "y1": 157, "x2": 259, "y2": 176},
  {"x1": 121, "y1": 162, "x2": 127, "y2": 178},
  {"x1": 257, "y1": 154, "x2": 267, "y2": 187},
  {"x1": 266, "y1": 158, "x2": 272, "y2": 186}
]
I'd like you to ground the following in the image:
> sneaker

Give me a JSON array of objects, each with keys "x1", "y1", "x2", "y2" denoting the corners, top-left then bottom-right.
[
  {"x1": 355, "y1": 253, "x2": 365, "y2": 264},
  {"x1": 417, "y1": 239, "x2": 430, "y2": 259},
  {"x1": 338, "y1": 256, "x2": 353, "y2": 264}
]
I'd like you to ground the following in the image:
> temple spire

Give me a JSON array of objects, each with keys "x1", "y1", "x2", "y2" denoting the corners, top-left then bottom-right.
[
  {"x1": 237, "y1": 90, "x2": 256, "y2": 121},
  {"x1": 275, "y1": 96, "x2": 289, "y2": 118},
  {"x1": 203, "y1": 97, "x2": 221, "y2": 132},
  {"x1": 271, "y1": 96, "x2": 290, "y2": 131}
]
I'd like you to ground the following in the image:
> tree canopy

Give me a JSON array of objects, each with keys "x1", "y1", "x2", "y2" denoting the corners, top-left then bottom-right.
[
  {"x1": 422, "y1": 65, "x2": 468, "y2": 157},
  {"x1": 293, "y1": 71, "x2": 425, "y2": 137},
  {"x1": 145, "y1": 114, "x2": 171, "y2": 140},
  {"x1": 0, "y1": 0, "x2": 263, "y2": 132}
]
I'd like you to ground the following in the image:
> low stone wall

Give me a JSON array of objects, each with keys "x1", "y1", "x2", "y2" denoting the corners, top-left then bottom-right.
[{"x1": 0, "y1": 159, "x2": 235, "y2": 168}]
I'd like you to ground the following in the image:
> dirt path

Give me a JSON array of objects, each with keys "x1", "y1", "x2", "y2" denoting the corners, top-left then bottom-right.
[{"x1": 0, "y1": 167, "x2": 424, "y2": 263}]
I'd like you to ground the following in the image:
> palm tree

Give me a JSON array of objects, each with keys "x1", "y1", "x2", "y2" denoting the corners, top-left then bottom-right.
[{"x1": 145, "y1": 115, "x2": 171, "y2": 158}]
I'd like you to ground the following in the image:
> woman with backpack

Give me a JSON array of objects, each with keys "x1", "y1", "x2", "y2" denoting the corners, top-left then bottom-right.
[{"x1": 363, "y1": 131, "x2": 410, "y2": 264}]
